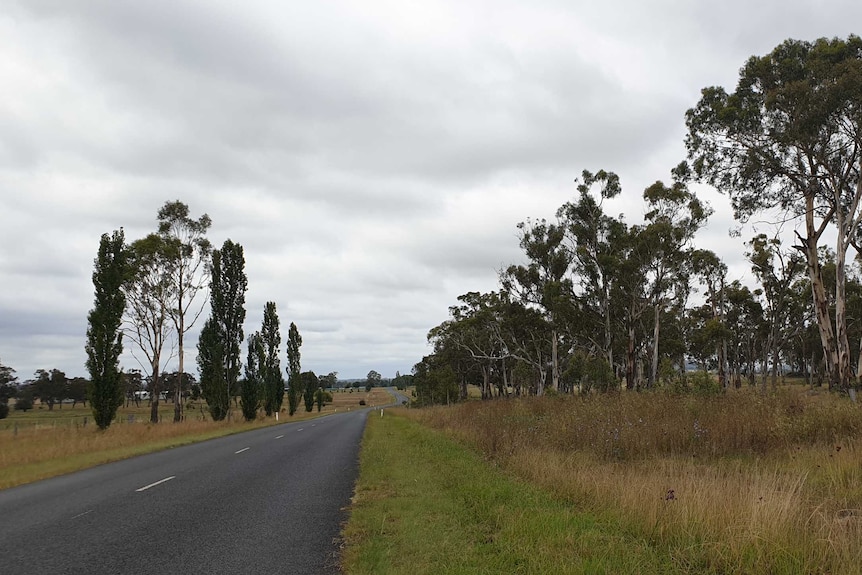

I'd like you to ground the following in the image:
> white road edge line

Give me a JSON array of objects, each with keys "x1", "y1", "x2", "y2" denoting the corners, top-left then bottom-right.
[
  {"x1": 136, "y1": 476, "x2": 176, "y2": 492},
  {"x1": 71, "y1": 510, "x2": 94, "y2": 519},
  {"x1": 235, "y1": 447, "x2": 250, "y2": 454},
  {"x1": 275, "y1": 435, "x2": 284, "y2": 439}
]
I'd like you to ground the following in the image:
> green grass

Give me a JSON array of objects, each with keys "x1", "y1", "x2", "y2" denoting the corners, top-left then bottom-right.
[{"x1": 341, "y1": 411, "x2": 680, "y2": 574}]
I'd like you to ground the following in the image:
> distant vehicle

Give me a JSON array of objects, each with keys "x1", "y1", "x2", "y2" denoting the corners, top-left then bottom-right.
[{"x1": 133, "y1": 391, "x2": 150, "y2": 400}]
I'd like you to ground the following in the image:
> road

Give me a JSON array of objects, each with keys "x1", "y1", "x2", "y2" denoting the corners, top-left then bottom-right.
[{"x1": 0, "y1": 407, "x2": 372, "y2": 575}]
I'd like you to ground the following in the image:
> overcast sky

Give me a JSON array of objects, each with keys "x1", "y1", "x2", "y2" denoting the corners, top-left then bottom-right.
[{"x1": 1, "y1": 0, "x2": 859, "y2": 381}]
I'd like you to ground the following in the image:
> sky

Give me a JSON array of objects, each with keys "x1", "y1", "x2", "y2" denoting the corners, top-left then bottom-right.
[{"x1": 1, "y1": 0, "x2": 860, "y2": 382}]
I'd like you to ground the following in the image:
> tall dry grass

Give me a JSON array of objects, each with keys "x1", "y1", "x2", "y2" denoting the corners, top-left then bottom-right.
[{"x1": 405, "y1": 387, "x2": 862, "y2": 574}]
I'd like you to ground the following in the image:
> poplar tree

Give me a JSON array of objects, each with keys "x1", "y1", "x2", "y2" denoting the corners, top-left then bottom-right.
[
  {"x1": 198, "y1": 240, "x2": 247, "y2": 420},
  {"x1": 86, "y1": 229, "x2": 128, "y2": 430},
  {"x1": 285, "y1": 322, "x2": 302, "y2": 415},
  {"x1": 260, "y1": 302, "x2": 284, "y2": 416},
  {"x1": 241, "y1": 332, "x2": 263, "y2": 421}
]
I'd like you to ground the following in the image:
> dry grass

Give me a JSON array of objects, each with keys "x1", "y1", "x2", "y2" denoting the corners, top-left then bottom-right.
[
  {"x1": 0, "y1": 387, "x2": 393, "y2": 490},
  {"x1": 405, "y1": 387, "x2": 862, "y2": 574}
]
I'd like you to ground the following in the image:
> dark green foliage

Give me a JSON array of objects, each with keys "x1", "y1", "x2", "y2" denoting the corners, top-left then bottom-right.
[
  {"x1": 198, "y1": 317, "x2": 228, "y2": 420},
  {"x1": 198, "y1": 240, "x2": 247, "y2": 421},
  {"x1": 85, "y1": 230, "x2": 127, "y2": 429},
  {"x1": 260, "y1": 302, "x2": 284, "y2": 416},
  {"x1": 32, "y1": 369, "x2": 67, "y2": 410},
  {"x1": 314, "y1": 388, "x2": 331, "y2": 412},
  {"x1": 14, "y1": 393, "x2": 33, "y2": 412},
  {"x1": 285, "y1": 322, "x2": 302, "y2": 415},
  {"x1": 0, "y1": 359, "x2": 17, "y2": 419},
  {"x1": 685, "y1": 35, "x2": 862, "y2": 390},
  {"x1": 301, "y1": 371, "x2": 318, "y2": 412},
  {"x1": 241, "y1": 333, "x2": 263, "y2": 421}
]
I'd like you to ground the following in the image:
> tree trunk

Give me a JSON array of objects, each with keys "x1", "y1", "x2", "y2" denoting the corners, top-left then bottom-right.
[
  {"x1": 802, "y1": 195, "x2": 840, "y2": 389},
  {"x1": 551, "y1": 330, "x2": 559, "y2": 393},
  {"x1": 626, "y1": 321, "x2": 636, "y2": 390},
  {"x1": 649, "y1": 301, "x2": 660, "y2": 388},
  {"x1": 149, "y1": 362, "x2": 160, "y2": 424}
]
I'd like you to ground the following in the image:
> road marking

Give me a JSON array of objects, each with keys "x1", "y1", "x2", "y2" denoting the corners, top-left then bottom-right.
[
  {"x1": 71, "y1": 510, "x2": 94, "y2": 519},
  {"x1": 136, "y1": 476, "x2": 176, "y2": 492},
  {"x1": 275, "y1": 434, "x2": 284, "y2": 439},
  {"x1": 298, "y1": 428, "x2": 304, "y2": 432},
  {"x1": 235, "y1": 447, "x2": 250, "y2": 454}
]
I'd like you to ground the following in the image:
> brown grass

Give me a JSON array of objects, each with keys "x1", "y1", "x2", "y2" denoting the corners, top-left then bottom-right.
[
  {"x1": 0, "y1": 387, "x2": 393, "y2": 490},
  {"x1": 404, "y1": 387, "x2": 862, "y2": 574}
]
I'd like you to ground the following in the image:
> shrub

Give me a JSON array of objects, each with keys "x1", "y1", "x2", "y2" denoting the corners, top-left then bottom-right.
[
  {"x1": 359, "y1": 399, "x2": 366, "y2": 406},
  {"x1": 14, "y1": 396, "x2": 33, "y2": 412}
]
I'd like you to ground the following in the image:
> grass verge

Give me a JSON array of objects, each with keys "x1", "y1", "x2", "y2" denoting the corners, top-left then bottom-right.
[{"x1": 340, "y1": 411, "x2": 680, "y2": 575}]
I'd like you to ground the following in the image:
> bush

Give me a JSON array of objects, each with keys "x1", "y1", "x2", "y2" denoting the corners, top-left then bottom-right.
[
  {"x1": 14, "y1": 396, "x2": 33, "y2": 412},
  {"x1": 359, "y1": 399, "x2": 366, "y2": 406},
  {"x1": 689, "y1": 370, "x2": 722, "y2": 396}
]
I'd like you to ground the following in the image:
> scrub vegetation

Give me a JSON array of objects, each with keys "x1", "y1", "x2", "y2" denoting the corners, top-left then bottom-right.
[{"x1": 388, "y1": 386, "x2": 862, "y2": 574}]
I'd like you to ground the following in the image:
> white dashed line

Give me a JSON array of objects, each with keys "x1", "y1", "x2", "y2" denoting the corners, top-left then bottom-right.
[
  {"x1": 71, "y1": 510, "x2": 94, "y2": 519},
  {"x1": 275, "y1": 435, "x2": 284, "y2": 439},
  {"x1": 136, "y1": 476, "x2": 176, "y2": 492},
  {"x1": 235, "y1": 447, "x2": 250, "y2": 454},
  {"x1": 297, "y1": 428, "x2": 304, "y2": 432}
]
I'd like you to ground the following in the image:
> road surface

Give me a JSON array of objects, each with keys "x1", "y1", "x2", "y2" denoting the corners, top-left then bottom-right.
[{"x1": 1, "y1": 408, "x2": 370, "y2": 575}]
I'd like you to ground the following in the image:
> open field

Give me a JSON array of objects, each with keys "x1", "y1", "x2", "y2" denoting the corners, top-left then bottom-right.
[
  {"x1": 0, "y1": 387, "x2": 393, "y2": 490},
  {"x1": 394, "y1": 386, "x2": 862, "y2": 574}
]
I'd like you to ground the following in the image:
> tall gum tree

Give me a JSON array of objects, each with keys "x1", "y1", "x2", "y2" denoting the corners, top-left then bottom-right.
[
  {"x1": 157, "y1": 201, "x2": 212, "y2": 422},
  {"x1": 558, "y1": 169, "x2": 626, "y2": 372},
  {"x1": 686, "y1": 35, "x2": 862, "y2": 390},
  {"x1": 124, "y1": 233, "x2": 175, "y2": 423}
]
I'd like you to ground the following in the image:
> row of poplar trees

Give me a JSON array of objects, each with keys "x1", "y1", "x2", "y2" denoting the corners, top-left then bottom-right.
[
  {"x1": 85, "y1": 200, "x2": 305, "y2": 430},
  {"x1": 415, "y1": 35, "x2": 862, "y2": 404}
]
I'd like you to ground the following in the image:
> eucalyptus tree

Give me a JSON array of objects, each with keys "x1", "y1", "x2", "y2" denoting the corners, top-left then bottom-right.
[
  {"x1": 429, "y1": 291, "x2": 511, "y2": 399},
  {"x1": 124, "y1": 233, "x2": 175, "y2": 423},
  {"x1": 285, "y1": 321, "x2": 302, "y2": 415},
  {"x1": 558, "y1": 169, "x2": 626, "y2": 371},
  {"x1": 723, "y1": 281, "x2": 766, "y2": 387},
  {"x1": 746, "y1": 234, "x2": 805, "y2": 388},
  {"x1": 501, "y1": 218, "x2": 571, "y2": 393},
  {"x1": 260, "y1": 302, "x2": 284, "y2": 417},
  {"x1": 86, "y1": 229, "x2": 128, "y2": 429},
  {"x1": 498, "y1": 300, "x2": 554, "y2": 395},
  {"x1": 691, "y1": 249, "x2": 729, "y2": 386},
  {"x1": 686, "y1": 35, "x2": 862, "y2": 390},
  {"x1": 156, "y1": 201, "x2": 212, "y2": 422},
  {"x1": 639, "y1": 167, "x2": 711, "y2": 387},
  {"x1": 197, "y1": 240, "x2": 247, "y2": 421}
]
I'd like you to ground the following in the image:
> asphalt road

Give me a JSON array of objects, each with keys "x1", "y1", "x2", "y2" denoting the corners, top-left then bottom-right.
[{"x1": 0, "y1": 407, "x2": 371, "y2": 575}]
